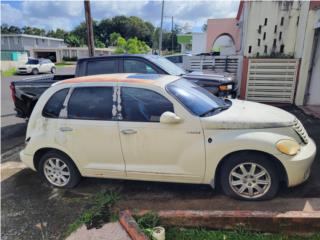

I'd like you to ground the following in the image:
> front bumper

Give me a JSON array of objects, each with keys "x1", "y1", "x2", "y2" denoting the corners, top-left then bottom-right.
[
  {"x1": 17, "y1": 68, "x2": 32, "y2": 74},
  {"x1": 279, "y1": 138, "x2": 316, "y2": 187},
  {"x1": 20, "y1": 149, "x2": 36, "y2": 171}
]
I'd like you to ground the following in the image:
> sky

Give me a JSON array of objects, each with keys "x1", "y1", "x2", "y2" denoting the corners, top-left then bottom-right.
[{"x1": 1, "y1": 0, "x2": 240, "y2": 32}]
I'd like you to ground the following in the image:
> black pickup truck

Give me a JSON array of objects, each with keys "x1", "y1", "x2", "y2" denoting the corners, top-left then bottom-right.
[{"x1": 10, "y1": 54, "x2": 237, "y2": 118}]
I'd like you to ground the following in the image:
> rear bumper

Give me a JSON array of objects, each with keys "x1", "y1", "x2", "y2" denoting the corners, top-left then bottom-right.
[
  {"x1": 20, "y1": 149, "x2": 36, "y2": 171},
  {"x1": 279, "y1": 138, "x2": 316, "y2": 187}
]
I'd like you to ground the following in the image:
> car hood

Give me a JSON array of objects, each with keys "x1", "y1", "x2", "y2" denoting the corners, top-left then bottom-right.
[{"x1": 201, "y1": 99, "x2": 296, "y2": 129}]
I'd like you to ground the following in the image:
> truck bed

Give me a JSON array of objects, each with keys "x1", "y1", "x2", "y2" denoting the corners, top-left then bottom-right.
[{"x1": 10, "y1": 74, "x2": 74, "y2": 118}]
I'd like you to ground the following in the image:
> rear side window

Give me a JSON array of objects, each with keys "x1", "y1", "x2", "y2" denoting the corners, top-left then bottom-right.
[
  {"x1": 42, "y1": 88, "x2": 69, "y2": 118},
  {"x1": 68, "y1": 87, "x2": 114, "y2": 120},
  {"x1": 121, "y1": 87, "x2": 174, "y2": 122},
  {"x1": 86, "y1": 60, "x2": 117, "y2": 75},
  {"x1": 124, "y1": 60, "x2": 157, "y2": 74}
]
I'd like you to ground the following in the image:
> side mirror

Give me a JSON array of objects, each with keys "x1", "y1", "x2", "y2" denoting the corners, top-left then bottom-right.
[{"x1": 160, "y1": 112, "x2": 182, "y2": 124}]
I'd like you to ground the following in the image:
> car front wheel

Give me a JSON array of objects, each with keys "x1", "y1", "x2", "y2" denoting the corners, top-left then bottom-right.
[
  {"x1": 38, "y1": 151, "x2": 81, "y2": 188},
  {"x1": 220, "y1": 153, "x2": 279, "y2": 200},
  {"x1": 32, "y1": 68, "x2": 39, "y2": 75}
]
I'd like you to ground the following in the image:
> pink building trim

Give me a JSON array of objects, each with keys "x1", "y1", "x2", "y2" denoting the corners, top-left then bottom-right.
[{"x1": 205, "y1": 18, "x2": 241, "y2": 53}]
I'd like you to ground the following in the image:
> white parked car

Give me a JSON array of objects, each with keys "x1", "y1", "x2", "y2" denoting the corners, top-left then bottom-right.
[
  {"x1": 17, "y1": 58, "x2": 56, "y2": 75},
  {"x1": 20, "y1": 74, "x2": 316, "y2": 200}
]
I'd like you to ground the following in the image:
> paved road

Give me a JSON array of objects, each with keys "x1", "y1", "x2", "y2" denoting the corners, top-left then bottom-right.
[
  {"x1": 1, "y1": 102, "x2": 320, "y2": 239},
  {"x1": 1, "y1": 66, "x2": 75, "y2": 154}
]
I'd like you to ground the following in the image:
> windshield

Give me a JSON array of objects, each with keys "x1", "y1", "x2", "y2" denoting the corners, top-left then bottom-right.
[
  {"x1": 145, "y1": 55, "x2": 186, "y2": 76},
  {"x1": 167, "y1": 78, "x2": 228, "y2": 116},
  {"x1": 26, "y1": 59, "x2": 39, "y2": 64}
]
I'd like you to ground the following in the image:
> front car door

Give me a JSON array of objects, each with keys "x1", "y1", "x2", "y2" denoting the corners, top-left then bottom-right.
[
  {"x1": 55, "y1": 84, "x2": 126, "y2": 178},
  {"x1": 118, "y1": 84, "x2": 206, "y2": 183}
]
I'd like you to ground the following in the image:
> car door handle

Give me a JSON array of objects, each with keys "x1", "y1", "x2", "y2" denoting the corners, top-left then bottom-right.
[
  {"x1": 121, "y1": 129, "x2": 137, "y2": 135},
  {"x1": 59, "y1": 127, "x2": 73, "y2": 132}
]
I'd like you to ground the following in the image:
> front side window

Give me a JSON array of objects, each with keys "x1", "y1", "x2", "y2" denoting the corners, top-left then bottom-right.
[
  {"x1": 68, "y1": 87, "x2": 114, "y2": 120},
  {"x1": 42, "y1": 88, "x2": 69, "y2": 118},
  {"x1": 167, "y1": 78, "x2": 228, "y2": 116},
  {"x1": 124, "y1": 59, "x2": 157, "y2": 74},
  {"x1": 121, "y1": 87, "x2": 173, "y2": 122},
  {"x1": 86, "y1": 60, "x2": 117, "y2": 75}
]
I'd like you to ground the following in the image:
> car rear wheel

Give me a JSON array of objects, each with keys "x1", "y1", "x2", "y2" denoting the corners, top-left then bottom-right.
[
  {"x1": 220, "y1": 153, "x2": 279, "y2": 200},
  {"x1": 51, "y1": 67, "x2": 56, "y2": 74},
  {"x1": 32, "y1": 68, "x2": 39, "y2": 75},
  {"x1": 38, "y1": 151, "x2": 81, "y2": 188}
]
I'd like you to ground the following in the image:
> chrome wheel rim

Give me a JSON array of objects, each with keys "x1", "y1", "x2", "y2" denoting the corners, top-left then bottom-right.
[
  {"x1": 43, "y1": 158, "x2": 70, "y2": 187},
  {"x1": 229, "y1": 162, "x2": 271, "y2": 199}
]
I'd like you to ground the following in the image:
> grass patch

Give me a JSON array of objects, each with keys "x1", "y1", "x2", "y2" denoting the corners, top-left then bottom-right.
[
  {"x1": 64, "y1": 190, "x2": 120, "y2": 238},
  {"x1": 136, "y1": 211, "x2": 160, "y2": 238},
  {"x1": 166, "y1": 227, "x2": 320, "y2": 240},
  {"x1": 1, "y1": 68, "x2": 16, "y2": 77},
  {"x1": 55, "y1": 62, "x2": 75, "y2": 67}
]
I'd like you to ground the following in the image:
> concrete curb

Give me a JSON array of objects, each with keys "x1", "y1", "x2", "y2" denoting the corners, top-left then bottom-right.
[
  {"x1": 133, "y1": 210, "x2": 320, "y2": 235},
  {"x1": 119, "y1": 210, "x2": 149, "y2": 240}
]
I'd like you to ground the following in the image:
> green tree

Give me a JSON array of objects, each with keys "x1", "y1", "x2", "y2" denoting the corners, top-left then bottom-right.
[
  {"x1": 109, "y1": 32, "x2": 121, "y2": 46},
  {"x1": 115, "y1": 36, "x2": 150, "y2": 54},
  {"x1": 22, "y1": 26, "x2": 46, "y2": 36},
  {"x1": 115, "y1": 36, "x2": 127, "y2": 53},
  {"x1": 65, "y1": 34, "x2": 81, "y2": 47},
  {"x1": 1, "y1": 24, "x2": 21, "y2": 34},
  {"x1": 46, "y1": 28, "x2": 68, "y2": 39}
]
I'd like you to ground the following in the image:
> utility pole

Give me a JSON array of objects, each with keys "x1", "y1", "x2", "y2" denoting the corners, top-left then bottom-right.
[
  {"x1": 84, "y1": 0, "x2": 94, "y2": 57},
  {"x1": 171, "y1": 16, "x2": 174, "y2": 53},
  {"x1": 159, "y1": 0, "x2": 164, "y2": 55}
]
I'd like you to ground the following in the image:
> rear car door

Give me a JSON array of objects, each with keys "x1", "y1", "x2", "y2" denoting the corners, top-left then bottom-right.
[
  {"x1": 55, "y1": 85, "x2": 126, "y2": 178},
  {"x1": 118, "y1": 86, "x2": 205, "y2": 183}
]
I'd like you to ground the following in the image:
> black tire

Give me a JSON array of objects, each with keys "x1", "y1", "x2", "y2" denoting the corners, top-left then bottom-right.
[
  {"x1": 51, "y1": 67, "x2": 56, "y2": 74},
  {"x1": 32, "y1": 68, "x2": 39, "y2": 75},
  {"x1": 38, "y1": 150, "x2": 81, "y2": 188},
  {"x1": 219, "y1": 152, "x2": 279, "y2": 201}
]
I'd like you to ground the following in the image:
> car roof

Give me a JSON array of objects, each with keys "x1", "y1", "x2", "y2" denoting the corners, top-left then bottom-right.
[
  {"x1": 54, "y1": 73, "x2": 180, "y2": 88},
  {"x1": 77, "y1": 54, "x2": 151, "y2": 62}
]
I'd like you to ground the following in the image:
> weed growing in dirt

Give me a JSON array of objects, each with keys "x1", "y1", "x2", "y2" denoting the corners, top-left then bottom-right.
[
  {"x1": 135, "y1": 211, "x2": 160, "y2": 238},
  {"x1": 64, "y1": 190, "x2": 120, "y2": 238}
]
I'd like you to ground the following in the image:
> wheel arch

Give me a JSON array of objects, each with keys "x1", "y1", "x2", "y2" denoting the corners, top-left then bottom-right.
[
  {"x1": 33, "y1": 147, "x2": 79, "y2": 173},
  {"x1": 212, "y1": 150, "x2": 288, "y2": 188}
]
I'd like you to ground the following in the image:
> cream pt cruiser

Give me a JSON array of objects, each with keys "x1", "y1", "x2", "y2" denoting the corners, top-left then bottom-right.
[{"x1": 20, "y1": 74, "x2": 316, "y2": 200}]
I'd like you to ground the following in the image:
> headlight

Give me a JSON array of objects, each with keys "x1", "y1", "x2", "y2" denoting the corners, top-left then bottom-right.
[
  {"x1": 276, "y1": 139, "x2": 300, "y2": 156},
  {"x1": 219, "y1": 85, "x2": 232, "y2": 91}
]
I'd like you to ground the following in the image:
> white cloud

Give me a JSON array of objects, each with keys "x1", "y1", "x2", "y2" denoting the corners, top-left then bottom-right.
[{"x1": 1, "y1": 0, "x2": 239, "y2": 31}]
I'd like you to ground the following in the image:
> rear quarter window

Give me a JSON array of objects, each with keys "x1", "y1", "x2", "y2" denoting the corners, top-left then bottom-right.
[
  {"x1": 42, "y1": 88, "x2": 69, "y2": 118},
  {"x1": 86, "y1": 60, "x2": 118, "y2": 75}
]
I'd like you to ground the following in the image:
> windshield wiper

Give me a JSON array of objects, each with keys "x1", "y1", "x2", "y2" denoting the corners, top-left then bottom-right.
[{"x1": 200, "y1": 105, "x2": 229, "y2": 117}]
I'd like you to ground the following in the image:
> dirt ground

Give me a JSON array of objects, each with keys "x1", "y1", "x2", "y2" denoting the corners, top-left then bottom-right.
[{"x1": 1, "y1": 106, "x2": 320, "y2": 240}]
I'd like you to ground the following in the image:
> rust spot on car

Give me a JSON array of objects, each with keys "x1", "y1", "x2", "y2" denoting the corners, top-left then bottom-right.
[{"x1": 57, "y1": 75, "x2": 156, "y2": 85}]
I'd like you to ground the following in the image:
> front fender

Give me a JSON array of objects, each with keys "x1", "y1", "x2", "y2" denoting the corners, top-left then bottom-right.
[{"x1": 202, "y1": 128, "x2": 295, "y2": 184}]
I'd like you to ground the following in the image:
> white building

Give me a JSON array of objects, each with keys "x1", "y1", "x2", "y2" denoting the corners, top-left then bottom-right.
[{"x1": 191, "y1": 32, "x2": 206, "y2": 55}]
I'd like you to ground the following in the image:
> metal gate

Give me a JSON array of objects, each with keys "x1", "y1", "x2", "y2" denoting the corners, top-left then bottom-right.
[{"x1": 246, "y1": 58, "x2": 299, "y2": 103}]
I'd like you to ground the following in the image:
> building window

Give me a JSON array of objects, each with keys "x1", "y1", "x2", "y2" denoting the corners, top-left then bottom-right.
[
  {"x1": 248, "y1": 46, "x2": 252, "y2": 54},
  {"x1": 258, "y1": 39, "x2": 261, "y2": 47},
  {"x1": 264, "y1": 45, "x2": 268, "y2": 54},
  {"x1": 256, "y1": 52, "x2": 260, "y2": 57},
  {"x1": 279, "y1": 32, "x2": 282, "y2": 40},
  {"x1": 273, "y1": 39, "x2": 277, "y2": 48},
  {"x1": 296, "y1": 16, "x2": 299, "y2": 26},
  {"x1": 263, "y1": 32, "x2": 266, "y2": 40},
  {"x1": 274, "y1": 25, "x2": 277, "y2": 33},
  {"x1": 36, "y1": 39, "x2": 39, "y2": 45},
  {"x1": 280, "y1": 17, "x2": 284, "y2": 26},
  {"x1": 258, "y1": 25, "x2": 262, "y2": 34},
  {"x1": 280, "y1": 44, "x2": 285, "y2": 53},
  {"x1": 264, "y1": 18, "x2": 268, "y2": 26}
]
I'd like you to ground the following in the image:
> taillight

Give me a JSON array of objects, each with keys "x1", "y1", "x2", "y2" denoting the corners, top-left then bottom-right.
[{"x1": 10, "y1": 83, "x2": 16, "y2": 102}]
